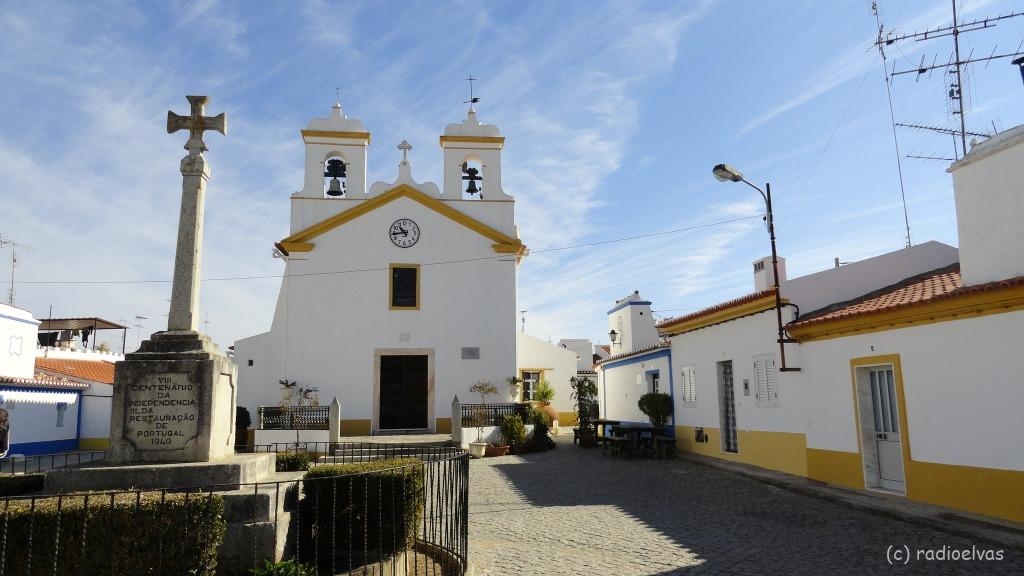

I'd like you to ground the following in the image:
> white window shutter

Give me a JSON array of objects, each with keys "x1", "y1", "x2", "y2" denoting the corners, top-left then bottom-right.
[{"x1": 753, "y1": 354, "x2": 778, "y2": 408}]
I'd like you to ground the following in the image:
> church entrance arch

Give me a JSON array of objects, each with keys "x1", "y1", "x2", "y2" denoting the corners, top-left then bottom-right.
[{"x1": 373, "y1": 349, "x2": 434, "y2": 433}]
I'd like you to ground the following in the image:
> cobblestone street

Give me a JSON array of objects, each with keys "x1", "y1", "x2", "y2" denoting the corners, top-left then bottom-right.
[{"x1": 468, "y1": 438, "x2": 1022, "y2": 575}]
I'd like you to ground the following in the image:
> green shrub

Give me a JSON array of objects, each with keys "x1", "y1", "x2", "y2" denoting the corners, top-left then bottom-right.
[
  {"x1": 528, "y1": 409, "x2": 555, "y2": 449},
  {"x1": 533, "y1": 379, "x2": 555, "y2": 403},
  {"x1": 248, "y1": 558, "x2": 316, "y2": 576},
  {"x1": 300, "y1": 458, "x2": 425, "y2": 573},
  {"x1": 1, "y1": 491, "x2": 224, "y2": 575},
  {"x1": 0, "y1": 473, "x2": 44, "y2": 496},
  {"x1": 638, "y1": 392, "x2": 673, "y2": 428},
  {"x1": 498, "y1": 414, "x2": 526, "y2": 446},
  {"x1": 276, "y1": 451, "x2": 313, "y2": 472},
  {"x1": 528, "y1": 407, "x2": 551, "y2": 427}
]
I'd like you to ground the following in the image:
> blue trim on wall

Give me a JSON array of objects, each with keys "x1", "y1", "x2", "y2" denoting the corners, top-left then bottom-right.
[
  {"x1": 600, "y1": 348, "x2": 670, "y2": 370},
  {"x1": 0, "y1": 312, "x2": 40, "y2": 326},
  {"x1": 8, "y1": 438, "x2": 78, "y2": 457},
  {"x1": 606, "y1": 300, "x2": 653, "y2": 315}
]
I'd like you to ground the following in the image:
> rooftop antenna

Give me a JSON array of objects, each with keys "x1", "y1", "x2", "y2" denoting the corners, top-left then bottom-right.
[
  {"x1": 519, "y1": 309, "x2": 528, "y2": 333},
  {"x1": 464, "y1": 74, "x2": 480, "y2": 111},
  {"x1": 0, "y1": 234, "x2": 35, "y2": 306},
  {"x1": 335, "y1": 87, "x2": 340, "y2": 104},
  {"x1": 876, "y1": 2, "x2": 1024, "y2": 159},
  {"x1": 133, "y1": 315, "x2": 147, "y2": 348},
  {"x1": 203, "y1": 311, "x2": 211, "y2": 334}
]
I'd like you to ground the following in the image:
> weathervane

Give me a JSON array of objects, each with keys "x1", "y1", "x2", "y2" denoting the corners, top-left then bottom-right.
[{"x1": 464, "y1": 74, "x2": 480, "y2": 109}]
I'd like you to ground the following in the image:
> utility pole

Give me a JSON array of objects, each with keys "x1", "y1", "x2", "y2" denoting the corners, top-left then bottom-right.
[{"x1": 0, "y1": 234, "x2": 35, "y2": 306}]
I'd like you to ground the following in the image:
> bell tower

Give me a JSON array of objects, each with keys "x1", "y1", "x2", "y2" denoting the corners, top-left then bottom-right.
[
  {"x1": 440, "y1": 105, "x2": 510, "y2": 200},
  {"x1": 299, "y1": 101, "x2": 370, "y2": 198}
]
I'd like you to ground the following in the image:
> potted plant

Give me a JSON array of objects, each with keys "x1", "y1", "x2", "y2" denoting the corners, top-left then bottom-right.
[
  {"x1": 637, "y1": 392, "x2": 673, "y2": 431},
  {"x1": 528, "y1": 407, "x2": 556, "y2": 450},
  {"x1": 498, "y1": 414, "x2": 526, "y2": 455},
  {"x1": 505, "y1": 375, "x2": 523, "y2": 402},
  {"x1": 571, "y1": 376, "x2": 599, "y2": 448},
  {"x1": 467, "y1": 379, "x2": 498, "y2": 458},
  {"x1": 533, "y1": 379, "x2": 560, "y2": 427}
]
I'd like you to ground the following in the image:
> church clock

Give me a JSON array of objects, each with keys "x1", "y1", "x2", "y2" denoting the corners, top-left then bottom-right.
[{"x1": 389, "y1": 218, "x2": 420, "y2": 248}]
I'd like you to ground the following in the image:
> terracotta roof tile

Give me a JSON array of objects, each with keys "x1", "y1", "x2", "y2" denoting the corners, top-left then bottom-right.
[
  {"x1": 790, "y1": 264, "x2": 1024, "y2": 328},
  {"x1": 35, "y1": 357, "x2": 116, "y2": 385},
  {"x1": 656, "y1": 289, "x2": 776, "y2": 331},
  {"x1": 0, "y1": 373, "x2": 90, "y2": 390}
]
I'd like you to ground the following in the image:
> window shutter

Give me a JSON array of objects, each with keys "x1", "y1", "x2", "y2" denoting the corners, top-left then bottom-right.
[
  {"x1": 680, "y1": 365, "x2": 696, "y2": 404},
  {"x1": 753, "y1": 354, "x2": 778, "y2": 407}
]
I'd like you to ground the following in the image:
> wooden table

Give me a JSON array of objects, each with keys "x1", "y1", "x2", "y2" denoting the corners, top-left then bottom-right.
[{"x1": 612, "y1": 423, "x2": 658, "y2": 458}]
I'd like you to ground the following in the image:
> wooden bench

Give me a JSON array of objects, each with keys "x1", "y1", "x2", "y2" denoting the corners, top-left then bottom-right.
[
  {"x1": 653, "y1": 436, "x2": 676, "y2": 459},
  {"x1": 607, "y1": 436, "x2": 636, "y2": 459}
]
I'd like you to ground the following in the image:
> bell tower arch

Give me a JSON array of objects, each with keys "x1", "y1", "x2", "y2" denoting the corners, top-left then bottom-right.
[
  {"x1": 440, "y1": 107, "x2": 510, "y2": 200},
  {"x1": 299, "y1": 101, "x2": 370, "y2": 198}
]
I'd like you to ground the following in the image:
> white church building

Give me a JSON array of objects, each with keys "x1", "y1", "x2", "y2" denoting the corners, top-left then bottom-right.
[{"x1": 235, "y1": 102, "x2": 527, "y2": 436}]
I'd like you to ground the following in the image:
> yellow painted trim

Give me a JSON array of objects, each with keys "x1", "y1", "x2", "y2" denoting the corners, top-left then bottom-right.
[
  {"x1": 790, "y1": 284, "x2": 1024, "y2": 341},
  {"x1": 492, "y1": 242, "x2": 528, "y2": 255},
  {"x1": 301, "y1": 129, "x2": 371, "y2": 143},
  {"x1": 675, "y1": 426, "x2": 808, "y2": 477},
  {"x1": 279, "y1": 242, "x2": 314, "y2": 253},
  {"x1": 439, "y1": 135, "x2": 505, "y2": 147},
  {"x1": 340, "y1": 419, "x2": 372, "y2": 436},
  {"x1": 557, "y1": 412, "x2": 576, "y2": 427},
  {"x1": 806, "y1": 448, "x2": 864, "y2": 489},
  {"x1": 905, "y1": 460, "x2": 1024, "y2": 523},
  {"x1": 78, "y1": 437, "x2": 110, "y2": 450},
  {"x1": 389, "y1": 263, "x2": 421, "y2": 311},
  {"x1": 660, "y1": 295, "x2": 783, "y2": 336},
  {"x1": 435, "y1": 417, "x2": 452, "y2": 434},
  {"x1": 850, "y1": 354, "x2": 911, "y2": 493},
  {"x1": 279, "y1": 184, "x2": 525, "y2": 255}
]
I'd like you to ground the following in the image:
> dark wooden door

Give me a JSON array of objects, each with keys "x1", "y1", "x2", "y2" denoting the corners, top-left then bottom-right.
[{"x1": 379, "y1": 355, "x2": 428, "y2": 430}]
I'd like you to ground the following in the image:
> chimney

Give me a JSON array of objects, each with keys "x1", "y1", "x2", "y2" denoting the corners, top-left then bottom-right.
[{"x1": 753, "y1": 256, "x2": 786, "y2": 292}]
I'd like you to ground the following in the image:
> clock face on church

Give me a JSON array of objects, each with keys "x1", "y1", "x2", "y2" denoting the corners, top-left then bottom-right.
[{"x1": 389, "y1": 218, "x2": 420, "y2": 248}]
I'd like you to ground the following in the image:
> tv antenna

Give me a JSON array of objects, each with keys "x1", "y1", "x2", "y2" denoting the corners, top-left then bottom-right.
[
  {"x1": 0, "y1": 234, "x2": 35, "y2": 306},
  {"x1": 875, "y1": 1, "x2": 1024, "y2": 159},
  {"x1": 464, "y1": 75, "x2": 480, "y2": 109}
]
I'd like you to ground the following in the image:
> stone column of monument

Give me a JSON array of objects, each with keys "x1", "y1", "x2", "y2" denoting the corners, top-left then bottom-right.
[{"x1": 107, "y1": 95, "x2": 238, "y2": 464}]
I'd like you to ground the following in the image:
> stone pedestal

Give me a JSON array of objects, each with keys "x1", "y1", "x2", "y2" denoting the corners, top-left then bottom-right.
[{"x1": 109, "y1": 331, "x2": 237, "y2": 464}]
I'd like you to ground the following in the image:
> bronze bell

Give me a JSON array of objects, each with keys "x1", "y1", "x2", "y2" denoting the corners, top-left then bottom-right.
[
  {"x1": 326, "y1": 177, "x2": 344, "y2": 196},
  {"x1": 465, "y1": 179, "x2": 479, "y2": 195}
]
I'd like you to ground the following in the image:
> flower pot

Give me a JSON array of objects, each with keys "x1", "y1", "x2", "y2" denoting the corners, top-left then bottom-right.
[
  {"x1": 469, "y1": 442, "x2": 488, "y2": 459},
  {"x1": 485, "y1": 444, "x2": 509, "y2": 457},
  {"x1": 539, "y1": 402, "x2": 560, "y2": 426},
  {"x1": 579, "y1": 430, "x2": 597, "y2": 448}
]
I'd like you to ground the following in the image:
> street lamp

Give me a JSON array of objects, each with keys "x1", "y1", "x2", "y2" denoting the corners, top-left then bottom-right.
[{"x1": 712, "y1": 164, "x2": 800, "y2": 372}]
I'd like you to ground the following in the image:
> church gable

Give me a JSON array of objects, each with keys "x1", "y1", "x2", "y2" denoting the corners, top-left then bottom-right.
[{"x1": 278, "y1": 184, "x2": 526, "y2": 255}]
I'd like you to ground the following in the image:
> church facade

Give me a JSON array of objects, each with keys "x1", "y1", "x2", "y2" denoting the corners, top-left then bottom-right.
[{"x1": 235, "y1": 103, "x2": 526, "y2": 435}]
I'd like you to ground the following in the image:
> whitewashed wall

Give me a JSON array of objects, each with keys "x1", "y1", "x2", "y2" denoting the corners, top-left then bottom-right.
[
  {"x1": 80, "y1": 382, "x2": 113, "y2": 441},
  {"x1": 3, "y1": 397, "x2": 80, "y2": 455},
  {"x1": 800, "y1": 310, "x2": 1024, "y2": 471},
  {"x1": 598, "y1": 350, "x2": 672, "y2": 424},
  {"x1": 516, "y1": 332, "x2": 578, "y2": 414},
  {"x1": 0, "y1": 305, "x2": 38, "y2": 378},
  {"x1": 668, "y1": 309, "x2": 805, "y2": 434}
]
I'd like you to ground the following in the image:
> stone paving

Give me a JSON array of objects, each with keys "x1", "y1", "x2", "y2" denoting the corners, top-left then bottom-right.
[{"x1": 468, "y1": 437, "x2": 1023, "y2": 575}]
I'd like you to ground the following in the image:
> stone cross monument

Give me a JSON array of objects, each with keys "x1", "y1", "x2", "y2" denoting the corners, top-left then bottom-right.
[{"x1": 106, "y1": 95, "x2": 238, "y2": 465}]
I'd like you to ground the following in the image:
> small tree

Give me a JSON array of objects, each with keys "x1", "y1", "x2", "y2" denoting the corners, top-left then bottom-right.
[
  {"x1": 570, "y1": 376, "x2": 599, "y2": 434},
  {"x1": 533, "y1": 379, "x2": 555, "y2": 404},
  {"x1": 638, "y1": 392, "x2": 673, "y2": 429},
  {"x1": 469, "y1": 379, "x2": 497, "y2": 404},
  {"x1": 468, "y1": 380, "x2": 497, "y2": 443}
]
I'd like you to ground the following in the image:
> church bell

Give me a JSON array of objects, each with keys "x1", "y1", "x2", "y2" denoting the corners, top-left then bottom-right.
[{"x1": 326, "y1": 177, "x2": 345, "y2": 196}]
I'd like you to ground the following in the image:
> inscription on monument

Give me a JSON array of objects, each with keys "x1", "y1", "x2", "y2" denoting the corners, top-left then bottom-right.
[{"x1": 126, "y1": 373, "x2": 198, "y2": 450}]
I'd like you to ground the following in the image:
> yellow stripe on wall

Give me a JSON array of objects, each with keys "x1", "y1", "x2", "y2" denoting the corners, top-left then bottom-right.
[
  {"x1": 557, "y1": 412, "x2": 576, "y2": 427},
  {"x1": 435, "y1": 418, "x2": 452, "y2": 434},
  {"x1": 675, "y1": 426, "x2": 808, "y2": 477},
  {"x1": 78, "y1": 437, "x2": 110, "y2": 451},
  {"x1": 907, "y1": 460, "x2": 1024, "y2": 523},
  {"x1": 340, "y1": 419, "x2": 372, "y2": 436},
  {"x1": 806, "y1": 448, "x2": 864, "y2": 490}
]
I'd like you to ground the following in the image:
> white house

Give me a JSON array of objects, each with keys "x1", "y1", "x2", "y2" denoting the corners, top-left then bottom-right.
[
  {"x1": 595, "y1": 292, "x2": 673, "y2": 425},
  {"x1": 35, "y1": 349, "x2": 119, "y2": 450},
  {"x1": 656, "y1": 124, "x2": 1024, "y2": 524},
  {"x1": 0, "y1": 304, "x2": 87, "y2": 456},
  {"x1": 235, "y1": 102, "x2": 526, "y2": 437},
  {"x1": 515, "y1": 332, "x2": 578, "y2": 426}
]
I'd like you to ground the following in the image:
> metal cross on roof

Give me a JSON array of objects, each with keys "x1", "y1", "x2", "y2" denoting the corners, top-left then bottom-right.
[
  {"x1": 398, "y1": 140, "x2": 412, "y2": 162},
  {"x1": 464, "y1": 74, "x2": 480, "y2": 106},
  {"x1": 166, "y1": 95, "x2": 227, "y2": 156}
]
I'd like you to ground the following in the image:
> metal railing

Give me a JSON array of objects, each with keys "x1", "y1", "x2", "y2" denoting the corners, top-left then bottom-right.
[
  {"x1": 258, "y1": 405, "x2": 330, "y2": 430},
  {"x1": 0, "y1": 450, "x2": 107, "y2": 475},
  {"x1": 0, "y1": 443, "x2": 469, "y2": 575},
  {"x1": 460, "y1": 402, "x2": 530, "y2": 427}
]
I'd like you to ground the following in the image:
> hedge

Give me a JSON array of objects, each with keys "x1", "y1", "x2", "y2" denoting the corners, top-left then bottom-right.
[
  {"x1": 300, "y1": 458, "x2": 425, "y2": 573},
  {"x1": 0, "y1": 491, "x2": 225, "y2": 576},
  {"x1": 276, "y1": 451, "x2": 313, "y2": 472},
  {"x1": 0, "y1": 473, "x2": 44, "y2": 496}
]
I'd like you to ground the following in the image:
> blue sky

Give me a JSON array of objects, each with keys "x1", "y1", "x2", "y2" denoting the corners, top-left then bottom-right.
[{"x1": 2, "y1": 1, "x2": 1023, "y2": 352}]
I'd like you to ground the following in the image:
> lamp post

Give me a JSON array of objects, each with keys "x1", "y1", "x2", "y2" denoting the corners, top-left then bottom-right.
[{"x1": 712, "y1": 164, "x2": 800, "y2": 372}]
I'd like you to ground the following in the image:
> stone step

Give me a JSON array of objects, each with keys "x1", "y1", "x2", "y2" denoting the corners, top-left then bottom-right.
[{"x1": 220, "y1": 481, "x2": 299, "y2": 523}]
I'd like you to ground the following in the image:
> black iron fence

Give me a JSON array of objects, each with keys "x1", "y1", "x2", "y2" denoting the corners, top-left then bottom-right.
[
  {"x1": 0, "y1": 443, "x2": 469, "y2": 576},
  {"x1": 0, "y1": 451, "x2": 107, "y2": 476},
  {"x1": 259, "y1": 405, "x2": 330, "y2": 430},
  {"x1": 460, "y1": 402, "x2": 531, "y2": 427}
]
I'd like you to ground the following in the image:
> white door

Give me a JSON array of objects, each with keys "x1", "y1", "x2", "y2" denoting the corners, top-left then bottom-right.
[{"x1": 869, "y1": 368, "x2": 905, "y2": 491}]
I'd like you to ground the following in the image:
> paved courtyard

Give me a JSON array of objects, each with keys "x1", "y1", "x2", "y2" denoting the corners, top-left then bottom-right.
[{"x1": 468, "y1": 438, "x2": 1022, "y2": 575}]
